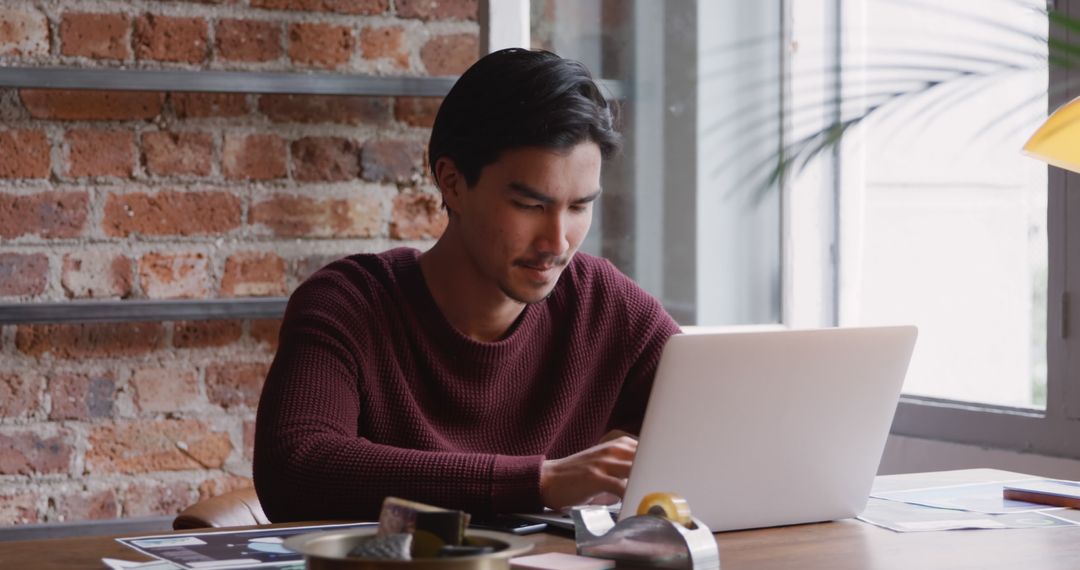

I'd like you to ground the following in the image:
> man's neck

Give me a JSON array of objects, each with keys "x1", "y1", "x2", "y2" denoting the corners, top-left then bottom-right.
[{"x1": 418, "y1": 231, "x2": 526, "y2": 343}]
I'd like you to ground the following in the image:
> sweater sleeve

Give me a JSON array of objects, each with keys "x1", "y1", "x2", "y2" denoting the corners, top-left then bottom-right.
[
  {"x1": 605, "y1": 280, "x2": 683, "y2": 436},
  {"x1": 253, "y1": 276, "x2": 545, "y2": 522}
]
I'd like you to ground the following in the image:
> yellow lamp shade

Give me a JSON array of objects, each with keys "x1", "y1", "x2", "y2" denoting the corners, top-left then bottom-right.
[{"x1": 1024, "y1": 95, "x2": 1080, "y2": 174}]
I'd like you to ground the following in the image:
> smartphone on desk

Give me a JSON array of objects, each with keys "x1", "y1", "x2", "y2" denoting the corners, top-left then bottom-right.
[{"x1": 469, "y1": 515, "x2": 548, "y2": 535}]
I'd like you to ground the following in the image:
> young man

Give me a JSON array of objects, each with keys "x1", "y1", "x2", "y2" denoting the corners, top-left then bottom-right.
[{"x1": 253, "y1": 48, "x2": 681, "y2": 521}]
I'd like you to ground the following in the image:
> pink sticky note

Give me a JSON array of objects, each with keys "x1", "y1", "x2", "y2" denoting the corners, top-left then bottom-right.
[{"x1": 510, "y1": 552, "x2": 616, "y2": 570}]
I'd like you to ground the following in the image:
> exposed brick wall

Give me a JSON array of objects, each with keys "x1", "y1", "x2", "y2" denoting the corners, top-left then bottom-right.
[{"x1": 0, "y1": 0, "x2": 473, "y2": 527}]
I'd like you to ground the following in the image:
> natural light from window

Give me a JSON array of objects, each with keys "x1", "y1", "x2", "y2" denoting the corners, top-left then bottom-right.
[{"x1": 842, "y1": 0, "x2": 1049, "y2": 408}]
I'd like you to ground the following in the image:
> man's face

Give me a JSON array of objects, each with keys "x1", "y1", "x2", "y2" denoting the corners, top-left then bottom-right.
[{"x1": 447, "y1": 142, "x2": 602, "y2": 305}]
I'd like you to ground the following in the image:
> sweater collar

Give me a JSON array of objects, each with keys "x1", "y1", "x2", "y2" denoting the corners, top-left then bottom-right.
[{"x1": 391, "y1": 247, "x2": 544, "y2": 361}]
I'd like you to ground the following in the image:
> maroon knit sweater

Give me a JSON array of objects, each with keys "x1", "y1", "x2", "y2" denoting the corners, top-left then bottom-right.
[{"x1": 253, "y1": 248, "x2": 680, "y2": 522}]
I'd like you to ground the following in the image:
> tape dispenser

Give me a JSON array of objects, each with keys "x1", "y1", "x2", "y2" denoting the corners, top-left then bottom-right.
[{"x1": 571, "y1": 492, "x2": 720, "y2": 570}]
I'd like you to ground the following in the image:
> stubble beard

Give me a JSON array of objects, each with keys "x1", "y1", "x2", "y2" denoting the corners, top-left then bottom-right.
[
  {"x1": 500, "y1": 281, "x2": 557, "y2": 305},
  {"x1": 503, "y1": 255, "x2": 572, "y2": 305}
]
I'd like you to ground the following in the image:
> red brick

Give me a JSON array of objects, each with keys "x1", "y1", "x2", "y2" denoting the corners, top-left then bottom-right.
[
  {"x1": 172, "y1": 92, "x2": 249, "y2": 118},
  {"x1": 20, "y1": 89, "x2": 164, "y2": 121},
  {"x1": 420, "y1": 33, "x2": 478, "y2": 75},
  {"x1": 134, "y1": 14, "x2": 208, "y2": 64},
  {"x1": 243, "y1": 419, "x2": 256, "y2": 461},
  {"x1": 206, "y1": 362, "x2": 269, "y2": 409},
  {"x1": 534, "y1": 0, "x2": 556, "y2": 48},
  {"x1": 0, "y1": 8, "x2": 49, "y2": 57},
  {"x1": 138, "y1": 251, "x2": 211, "y2": 299},
  {"x1": 16, "y1": 323, "x2": 165, "y2": 359},
  {"x1": 360, "y1": 26, "x2": 408, "y2": 69},
  {"x1": 221, "y1": 252, "x2": 286, "y2": 297},
  {"x1": 0, "y1": 253, "x2": 48, "y2": 297},
  {"x1": 251, "y1": 195, "x2": 381, "y2": 237},
  {"x1": 0, "y1": 192, "x2": 88, "y2": 240},
  {"x1": 291, "y1": 254, "x2": 340, "y2": 283},
  {"x1": 65, "y1": 128, "x2": 134, "y2": 178},
  {"x1": 123, "y1": 480, "x2": 194, "y2": 517},
  {"x1": 221, "y1": 133, "x2": 287, "y2": 180},
  {"x1": 0, "y1": 492, "x2": 38, "y2": 524},
  {"x1": 602, "y1": 1, "x2": 630, "y2": 32},
  {"x1": 291, "y1": 136, "x2": 361, "y2": 181},
  {"x1": 60, "y1": 12, "x2": 131, "y2": 60},
  {"x1": 104, "y1": 191, "x2": 241, "y2": 237},
  {"x1": 173, "y1": 320, "x2": 243, "y2": 348},
  {"x1": 130, "y1": 367, "x2": 200, "y2": 413},
  {"x1": 52, "y1": 489, "x2": 119, "y2": 522},
  {"x1": 142, "y1": 131, "x2": 213, "y2": 177},
  {"x1": 395, "y1": 97, "x2": 441, "y2": 128},
  {"x1": 61, "y1": 252, "x2": 132, "y2": 299},
  {"x1": 47, "y1": 372, "x2": 115, "y2": 420},
  {"x1": 287, "y1": 23, "x2": 353, "y2": 69},
  {"x1": 0, "y1": 430, "x2": 72, "y2": 475},
  {"x1": 216, "y1": 19, "x2": 281, "y2": 62},
  {"x1": 250, "y1": 318, "x2": 282, "y2": 350},
  {"x1": 390, "y1": 191, "x2": 447, "y2": 239},
  {"x1": 198, "y1": 475, "x2": 252, "y2": 501},
  {"x1": 397, "y1": 0, "x2": 477, "y2": 21},
  {"x1": 259, "y1": 94, "x2": 391, "y2": 125},
  {"x1": 0, "y1": 129, "x2": 50, "y2": 179},
  {"x1": 0, "y1": 372, "x2": 43, "y2": 419},
  {"x1": 251, "y1": 0, "x2": 388, "y2": 15},
  {"x1": 362, "y1": 139, "x2": 426, "y2": 183},
  {"x1": 86, "y1": 420, "x2": 232, "y2": 474}
]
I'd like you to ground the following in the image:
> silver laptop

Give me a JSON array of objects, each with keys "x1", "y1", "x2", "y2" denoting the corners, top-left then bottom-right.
[
  {"x1": 619, "y1": 326, "x2": 917, "y2": 531},
  {"x1": 520, "y1": 326, "x2": 917, "y2": 532}
]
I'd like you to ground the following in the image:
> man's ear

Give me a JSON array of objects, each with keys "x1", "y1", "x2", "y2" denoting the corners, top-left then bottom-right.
[{"x1": 434, "y1": 157, "x2": 465, "y2": 215}]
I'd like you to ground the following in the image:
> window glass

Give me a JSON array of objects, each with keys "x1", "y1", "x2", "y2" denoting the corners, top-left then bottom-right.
[
  {"x1": 531, "y1": 0, "x2": 784, "y2": 326},
  {"x1": 841, "y1": 0, "x2": 1048, "y2": 408}
]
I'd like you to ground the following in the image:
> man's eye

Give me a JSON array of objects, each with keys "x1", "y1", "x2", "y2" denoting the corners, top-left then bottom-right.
[
  {"x1": 514, "y1": 201, "x2": 542, "y2": 211},
  {"x1": 570, "y1": 204, "x2": 589, "y2": 213}
]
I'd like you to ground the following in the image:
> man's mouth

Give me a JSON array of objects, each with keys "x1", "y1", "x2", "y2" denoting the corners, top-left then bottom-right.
[
  {"x1": 519, "y1": 262, "x2": 556, "y2": 271},
  {"x1": 514, "y1": 257, "x2": 568, "y2": 282},
  {"x1": 514, "y1": 257, "x2": 566, "y2": 272}
]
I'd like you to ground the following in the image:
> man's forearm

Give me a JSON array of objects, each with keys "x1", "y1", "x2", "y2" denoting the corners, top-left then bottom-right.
[{"x1": 254, "y1": 432, "x2": 545, "y2": 521}]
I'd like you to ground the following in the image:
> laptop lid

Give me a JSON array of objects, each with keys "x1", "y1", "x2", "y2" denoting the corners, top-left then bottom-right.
[{"x1": 620, "y1": 326, "x2": 917, "y2": 532}]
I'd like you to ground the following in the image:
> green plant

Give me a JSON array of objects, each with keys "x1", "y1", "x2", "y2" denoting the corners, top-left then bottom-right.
[{"x1": 711, "y1": 0, "x2": 1080, "y2": 199}]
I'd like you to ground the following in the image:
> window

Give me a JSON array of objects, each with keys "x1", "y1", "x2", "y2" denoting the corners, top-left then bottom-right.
[
  {"x1": 529, "y1": 0, "x2": 1080, "y2": 460},
  {"x1": 821, "y1": 0, "x2": 1080, "y2": 459},
  {"x1": 789, "y1": 0, "x2": 1080, "y2": 458},
  {"x1": 530, "y1": 0, "x2": 784, "y2": 325},
  {"x1": 836, "y1": 0, "x2": 1048, "y2": 410}
]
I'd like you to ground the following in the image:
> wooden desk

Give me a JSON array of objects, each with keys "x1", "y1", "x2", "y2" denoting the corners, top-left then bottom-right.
[{"x1": 2, "y1": 469, "x2": 1079, "y2": 569}]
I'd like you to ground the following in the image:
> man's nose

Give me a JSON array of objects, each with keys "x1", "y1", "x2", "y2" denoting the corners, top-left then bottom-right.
[{"x1": 536, "y1": 211, "x2": 571, "y2": 258}]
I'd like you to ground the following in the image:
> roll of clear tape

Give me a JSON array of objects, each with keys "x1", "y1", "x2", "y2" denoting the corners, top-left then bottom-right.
[{"x1": 636, "y1": 492, "x2": 694, "y2": 528}]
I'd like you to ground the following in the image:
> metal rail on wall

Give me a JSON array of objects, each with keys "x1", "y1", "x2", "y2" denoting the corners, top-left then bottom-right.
[
  {"x1": 0, "y1": 298, "x2": 289, "y2": 324},
  {"x1": 0, "y1": 67, "x2": 459, "y2": 96},
  {"x1": 0, "y1": 66, "x2": 624, "y2": 325},
  {"x1": 0, "y1": 66, "x2": 624, "y2": 98}
]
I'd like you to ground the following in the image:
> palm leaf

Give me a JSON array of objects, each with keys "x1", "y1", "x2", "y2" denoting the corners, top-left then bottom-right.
[{"x1": 708, "y1": 0, "x2": 1080, "y2": 202}]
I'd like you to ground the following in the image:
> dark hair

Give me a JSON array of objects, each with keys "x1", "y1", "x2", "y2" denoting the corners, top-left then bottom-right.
[{"x1": 428, "y1": 48, "x2": 621, "y2": 187}]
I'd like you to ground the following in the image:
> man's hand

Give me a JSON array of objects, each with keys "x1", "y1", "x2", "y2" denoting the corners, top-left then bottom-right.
[{"x1": 539, "y1": 436, "x2": 637, "y2": 510}]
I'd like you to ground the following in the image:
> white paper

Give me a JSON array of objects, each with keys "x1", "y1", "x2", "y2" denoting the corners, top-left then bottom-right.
[
  {"x1": 101, "y1": 558, "x2": 183, "y2": 570},
  {"x1": 116, "y1": 522, "x2": 373, "y2": 570},
  {"x1": 894, "y1": 519, "x2": 1008, "y2": 531},
  {"x1": 857, "y1": 497, "x2": 1079, "y2": 532},
  {"x1": 871, "y1": 480, "x2": 1063, "y2": 514}
]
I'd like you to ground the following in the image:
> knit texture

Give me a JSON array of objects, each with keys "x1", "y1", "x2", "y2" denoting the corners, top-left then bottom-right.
[{"x1": 253, "y1": 247, "x2": 681, "y2": 522}]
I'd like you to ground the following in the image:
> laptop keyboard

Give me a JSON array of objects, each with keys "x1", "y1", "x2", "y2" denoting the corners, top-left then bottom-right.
[{"x1": 516, "y1": 503, "x2": 622, "y2": 530}]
